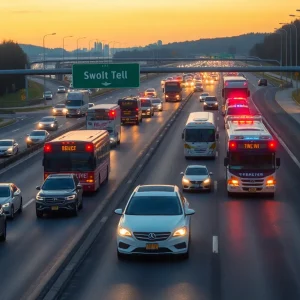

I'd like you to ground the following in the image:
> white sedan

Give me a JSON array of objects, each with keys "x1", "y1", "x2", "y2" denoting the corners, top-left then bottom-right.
[
  {"x1": 114, "y1": 185, "x2": 195, "y2": 259},
  {"x1": 199, "y1": 92, "x2": 209, "y2": 102}
]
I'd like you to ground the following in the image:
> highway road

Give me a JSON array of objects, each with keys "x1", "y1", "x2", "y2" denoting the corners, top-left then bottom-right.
[
  {"x1": 0, "y1": 74, "x2": 171, "y2": 161},
  {"x1": 0, "y1": 77, "x2": 196, "y2": 300},
  {"x1": 58, "y1": 75, "x2": 300, "y2": 300}
]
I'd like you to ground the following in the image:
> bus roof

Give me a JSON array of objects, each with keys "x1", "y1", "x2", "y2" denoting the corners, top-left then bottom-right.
[
  {"x1": 89, "y1": 103, "x2": 119, "y2": 111},
  {"x1": 223, "y1": 76, "x2": 247, "y2": 82},
  {"x1": 227, "y1": 116, "x2": 272, "y2": 140},
  {"x1": 50, "y1": 130, "x2": 108, "y2": 143},
  {"x1": 185, "y1": 112, "x2": 216, "y2": 128}
]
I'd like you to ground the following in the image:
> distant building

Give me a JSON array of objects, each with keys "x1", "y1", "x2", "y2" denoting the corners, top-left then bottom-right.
[{"x1": 157, "y1": 40, "x2": 163, "y2": 47}]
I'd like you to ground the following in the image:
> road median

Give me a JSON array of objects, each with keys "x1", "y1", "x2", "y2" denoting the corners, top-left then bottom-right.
[{"x1": 27, "y1": 92, "x2": 194, "y2": 300}]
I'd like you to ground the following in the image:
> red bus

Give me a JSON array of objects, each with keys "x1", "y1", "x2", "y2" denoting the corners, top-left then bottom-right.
[
  {"x1": 43, "y1": 130, "x2": 110, "y2": 192},
  {"x1": 164, "y1": 81, "x2": 182, "y2": 102}
]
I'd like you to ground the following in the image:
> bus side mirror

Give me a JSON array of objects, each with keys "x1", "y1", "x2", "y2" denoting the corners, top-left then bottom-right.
[
  {"x1": 224, "y1": 157, "x2": 229, "y2": 167},
  {"x1": 276, "y1": 158, "x2": 281, "y2": 168},
  {"x1": 222, "y1": 89, "x2": 224, "y2": 97},
  {"x1": 248, "y1": 90, "x2": 251, "y2": 97}
]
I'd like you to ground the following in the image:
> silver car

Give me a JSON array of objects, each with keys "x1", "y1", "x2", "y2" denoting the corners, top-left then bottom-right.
[
  {"x1": 199, "y1": 92, "x2": 209, "y2": 102},
  {"x1": 0, "y1": 139, "x2": 19, "y2": 157},
  {"x1": 181, "y1": 165, "x2": 213, "y2": 192},
  {"x1": 57, "y1": 86, "x2": 67, "y2": 93},
  {"x1": 151, "y1": 98, "x2": 163, "y2": 111},
  {"x1": 0, "y1": 183, "x2": 22, "y2": 219},
  {"x1": 52, "y1": 104, "x2": 67, "y2": 116},
  {"x1": 43, "y1": 91, "x2": 53, "y2": 100},
  {"x1": 37, "y1": 116, "x2": 58, "y2": 131},
  {"x1": 26, "y1": 130, "x2": 50, "y2": 148}
]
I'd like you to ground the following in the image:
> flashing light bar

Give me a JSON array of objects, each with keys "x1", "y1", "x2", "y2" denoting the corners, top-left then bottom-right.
[{"x1": 227, "y1": 115, "x2": 262, "y2": 122}]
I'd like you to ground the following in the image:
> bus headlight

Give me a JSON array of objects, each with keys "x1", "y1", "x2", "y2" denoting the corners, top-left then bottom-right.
[
  {"x1": 266, "y1": 177, "x2": 276, "y2": 186},
  {"x1": 228, "y1": 177, "x2": 239, "y2": 186}
]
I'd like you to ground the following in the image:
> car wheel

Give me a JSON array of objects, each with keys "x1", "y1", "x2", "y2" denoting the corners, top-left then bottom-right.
[
  {"x1": 27, "y1": 144, "x2": 30, "y2": 149},
  {"x1": 0, "y1": 221, "x2": 7, "y2": 242},
  {"x1": 10, "y1": 205, "x2": 14, "y2": 220},
  {"x1": 36, "y1": 209, "x2": 43, "y2": 218},
  {"x1": 19, "y1": 198, "x2": 23, "y2": 213}
]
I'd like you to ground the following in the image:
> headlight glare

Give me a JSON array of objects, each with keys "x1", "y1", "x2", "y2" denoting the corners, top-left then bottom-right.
[
  {"x1": 118, "y1": 227, "x2": 132, "y2": 237},
  {"x1": 173, "y1": 226, "x2": 187, "y2": 237}
]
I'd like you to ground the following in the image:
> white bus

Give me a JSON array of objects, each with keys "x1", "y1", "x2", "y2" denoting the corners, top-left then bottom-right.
[
  {"x1": 86, "y1": 104, "x2": 121, "y2": 146},
  {"x1": 182, "y1": 112, "x2": 218, "y2": 158},
  {"x1": 224, "y1": 115, "x2": 280, "y2": 196}
]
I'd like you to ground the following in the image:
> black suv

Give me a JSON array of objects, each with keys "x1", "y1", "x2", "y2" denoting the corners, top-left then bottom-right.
[
  {"x1": 258, "y1": 78, "x2": 268, "y2": 86},
  {"x1": 35, "y1": 174, "x2": 83, "y2": 218},
  {"x1": 0, "y1": 205, "x2": 6, "y2": 241}
]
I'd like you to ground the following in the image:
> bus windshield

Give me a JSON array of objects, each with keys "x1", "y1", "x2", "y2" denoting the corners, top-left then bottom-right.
[
  {"x1": 118, "y1": 100, "x2": 138, "y2": 109},
  {"x1": 185, "y1": 128, "x2": 215, "y2": 142},
  {"x1": 66, "y1": 100, "x2": 82, "y2": 107},
  {"x1": 165, "y1": 83, "x2": 181, "y2": 92},
  {"x1": 44, "y1": 152, "x2": 94, "y2": 172},
  {"x1": 229, "y1": 153, "x2": 275, "y2": 170}
]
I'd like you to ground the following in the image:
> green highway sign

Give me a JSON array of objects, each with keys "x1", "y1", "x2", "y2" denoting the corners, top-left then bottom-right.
[{"x1": 72, "y1": 63, "x2": 140, "y2": 88}]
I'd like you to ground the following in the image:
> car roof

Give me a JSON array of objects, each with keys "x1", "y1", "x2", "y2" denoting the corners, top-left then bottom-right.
[
  {"x1": 0, "y1": 183, "x2": 11, "y2": 187},
  {"x1": 30, "y1": 130, "x2": 47, "y2": 133},
  {"x1": 46, "y1": 174, "x2": 74, "y2": 179},
  {"x1": 134, "y1": 185, "x2": 177, "y2": 194},
  {"x1": 186, "y1": 165, "x2": 207, "y2": 169},
  {"x1": 0, "y1": 139, "x2": 13, "y2": 142}
]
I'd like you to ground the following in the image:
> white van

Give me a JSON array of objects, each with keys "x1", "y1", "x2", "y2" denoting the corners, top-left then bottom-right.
[
  {"x1": 86, "y1": 103, "x2": 121, "y2": 146},
  {"x1": 65, "y1": 91, "x2": 89, "y2": 118}
]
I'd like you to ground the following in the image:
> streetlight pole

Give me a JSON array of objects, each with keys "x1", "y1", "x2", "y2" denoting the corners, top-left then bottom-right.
[
  {"x1": 43, "y1": 32, "x2": 56, "y2": 104},
  {"x1": 101, "y1": 40, "x2": 108, "y2": 62},
  {"x1": 62, "y1": 35, "x2": 73, "y2": 62},
  {"x1": 274, "y1": 29, "x2": 283, "y2": 79},
  {"x1": 276, "y1": 27, "x2": 288, "y2": 82},
  {"x1": 280, "y1": 23, "x2": 293, "y2": 83},
  {"x1": 76, "y1": 37, "x2": 86, "y2": 63},
  {"x1": 289, "y1": 14, "x2": 299, "y2": 66},
  {"x1": 112, "y1": 41, "x2": 121, "y2": 57}
]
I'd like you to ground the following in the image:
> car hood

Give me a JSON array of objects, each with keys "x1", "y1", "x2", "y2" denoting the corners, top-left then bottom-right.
[
  {"x1": 0, "y1": 197, "x2": 11, "y2": 204},
  {"x1": 120, "y1": 215, "x2": 184, "y2": 232},
  {"x1": 38, "y1": 189, "x2": 75, "y2": 197},
  {"x1": 184, "y1": 175, "x2": 209, "y2": 181}
]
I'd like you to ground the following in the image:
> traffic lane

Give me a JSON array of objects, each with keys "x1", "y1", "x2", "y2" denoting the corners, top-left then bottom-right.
[
  {"x1": 59, "y1": 90, "x2": 222, "y2": 300},
  {"x1": 0, "y1": 94, "x2": 191, "y2": 300}
]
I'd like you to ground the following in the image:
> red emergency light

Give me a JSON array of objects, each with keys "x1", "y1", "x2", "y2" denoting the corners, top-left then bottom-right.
[
  {"x1": 268, "y1": 141, "x2": 276, "y2": 150},
  {"x1": 44, "y1": 144, "x2": 52, "y2": 153},
  {"x1": 229, "y1": 141, "x2": 236, "y2": 149}
]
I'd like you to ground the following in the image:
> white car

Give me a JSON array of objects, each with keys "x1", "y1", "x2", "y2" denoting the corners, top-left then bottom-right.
[
  {"x1": 181, "y1": 165, "x2": 213, "y2": 192},
  {"x1": 0, "y1": 139, "x2": 19, "y2": 157},
  {"x1": 144, "y1": 88, "x2": 157, "y2": 97},
  {"x1": 0, "y1": 183, "x2": 22, "y2": 219},
  {"x1": 199, "y1": 92, "x2": 209, "y2": 102},
  {"x1": 114, "y1": 185, "x2": 195, "y2": 259},
  {"x1": 57, "y1": 86, "x2": 67, "y2": 93}
]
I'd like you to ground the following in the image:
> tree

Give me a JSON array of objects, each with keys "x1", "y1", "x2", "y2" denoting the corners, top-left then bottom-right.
[{"x1": 0, "y1": 40, "x2": 28, "y2": 96}]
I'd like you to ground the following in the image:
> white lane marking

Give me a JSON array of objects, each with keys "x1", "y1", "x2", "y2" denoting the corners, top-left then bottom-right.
[
  {"x1": 127, "y1": 179, "x2": 132, "y2": 184},
  {"x1": 100, "y1": 216, "x2": 108, "y2": 223},
  {"x1": 217, "y1": 117, "x2": 219, "y2": 121},
  {"x1": 212, "y1": 236, "x2": 219, "y2": 253},
  {"x1": 58, "y1": 125, "x2": 63, "y2": 128},
  {"x1": 215, "y1": 151, "x2": 218, "y2": 158},
  {"x1": 23, "y1": 198, "x2": 35, "y2": 209},
  {"x1": 214, "y1": 181, "x2": 218, "y2": 191},
  {"x1": 12, "y1": 128, "x2": 20, "y2": 132},
  {"x1": 217, "y1": 126, "x2": 219, "y2": 131},
  {"x1": 252, "y1": 98, "x2": 300, "y2": 169}
]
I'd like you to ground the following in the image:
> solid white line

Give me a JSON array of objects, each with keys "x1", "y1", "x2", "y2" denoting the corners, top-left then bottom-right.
[
  {"x1": 12, "y1": 128, "x2": 20, "y2": 132},
  {"x1": 214, "y1": 181, "x2": 218, "y2": 191},
  {"x1": 252, "y1": 98, "x2": 300, "y2": 169},
  {"x1": 215, "y1": 151, "x2": 218, "y2": 158},
  {"x1": 212, "y1": 236, "x2": 219, "y2": 253},
  {"x1": 23, "y1": 198, "x2": 35, "y2": 209},
  {"x1": 127, "y1": 179, "x2": 132, "y2": 184}
]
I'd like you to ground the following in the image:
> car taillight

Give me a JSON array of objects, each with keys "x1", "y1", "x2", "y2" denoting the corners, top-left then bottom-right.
[{"x1": 44, "y1": 144, "x2": 52, "y2": 152}]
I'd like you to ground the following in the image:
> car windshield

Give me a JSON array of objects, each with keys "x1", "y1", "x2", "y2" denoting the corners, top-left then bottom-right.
[
  {"x1": 42, "y1": 178, "x2": 75, "y2": 190},
  {"x1": 186, "y1": 167, "x2": 208, "y2": 175},
  {"x1": 66, "y1": 100, "x2": 82, "y2": 107},
  {"x1": 45, "y1": 92, "x2": 51, "y2": 94},
  {"x1": 146, "y1": 89, "x2": 155, "y2": 93},
  {"x1": 58, "y1": 86, "x2": 65, "y2": 89},
  {"x1": 30, "y1": 131, "x2": 46, "y2": 136},
  {"x1": 41, "y1": 117, "x2": 54, "y2": 122},
  {"x1": 0, "y1": 141, "x2": 13, "y2": 146},
  {"x1": 205, "y1": 97, "x2": 217, "y2": 102},
  {"x1": 55, "y1": 104, "x2": 66, "y2": 108},
  {"x1": 0, "y1": 187, "x2": 10, "y2": 197},
  {"x1": 151, "y1": 99, "x2": 161, "y2": 104},
  {"x1": 125, "y1": 195, "x2": 182, "y2": 215},
  {"x1": 227, "y1": 107, "x2": 251, "y2": 115}
]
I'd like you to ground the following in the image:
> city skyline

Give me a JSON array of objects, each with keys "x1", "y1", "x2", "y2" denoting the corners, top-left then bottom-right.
[{"x1": 1, "y1": 0, "x2": 299, "y2": 50}]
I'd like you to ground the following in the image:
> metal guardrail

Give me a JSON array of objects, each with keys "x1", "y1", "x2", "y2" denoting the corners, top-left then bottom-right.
[{"x1": 0, "y1": 66, "x2": 300, "y2": 76}]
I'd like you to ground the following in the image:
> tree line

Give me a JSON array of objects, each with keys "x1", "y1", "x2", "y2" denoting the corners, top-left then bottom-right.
[
  {"x1": 0, "y1": 40, "x2": 28, "y2": 96},
  {"x1": 249, "y1": 20, "x2": 300, "y2": 66}
]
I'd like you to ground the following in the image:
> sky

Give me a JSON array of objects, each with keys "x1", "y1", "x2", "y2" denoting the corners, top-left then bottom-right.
[{"x1": 1, "y1": 0, "x2": 299, "y2": 50}]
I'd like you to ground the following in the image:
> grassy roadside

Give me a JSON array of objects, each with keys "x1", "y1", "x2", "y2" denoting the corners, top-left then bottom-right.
[
  {"x1": 253, "y1": 72, "x2": 287, "y2": 87},
  {"x1": 0, "y1": 118, "x2": 16, "y2": 128},
  {"x1": 292, "y1": 90, "x2": 300, "y2": 105},
  {"x1": 0, "y1": 80, "x2": 44, "y2": 108}
]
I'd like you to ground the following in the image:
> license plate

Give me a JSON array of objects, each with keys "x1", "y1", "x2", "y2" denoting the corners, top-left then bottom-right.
[
  {"x1": 51, "y1": 206, "x2": 59, "y2": 210},
  {"x1": 124, "y1": 112, "x2": 130, "y2": 115},
  {"x1": 146, "y1": 243, "x2": 159, "y2": 250},
  {"x1": 249, "y1": 188, "x2": 256, "y2": 192}
]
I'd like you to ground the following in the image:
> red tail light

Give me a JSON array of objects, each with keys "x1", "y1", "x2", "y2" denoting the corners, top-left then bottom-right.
[
  {"x1": 85, "y1": 143, "x2": 94, "y2": 152},
  {"x1": 268, "y1": 141, "x2": 276, "y2": 150},
  {"x1": 136, "y1": 108, "x2": 139, "y2": 111},
  {"x1": 229, "y1": 141, "x2": 236, "y2": 149},
  {"x1": 109, "y1": 110, "x2": 115, "y2": 117},
  {"x1": 44, "y1": 144, "x2": 52, "y2": 153}
]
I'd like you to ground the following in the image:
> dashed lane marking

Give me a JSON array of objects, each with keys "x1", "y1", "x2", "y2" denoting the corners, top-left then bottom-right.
[
  {"x1": 214, "y1": 181, "x2": 218, "y2": 191},
  {"x1": 12, "y1": 128, "x2": 20, "y2": 132},
  {"x1": 23, "y1": 198, "x2": 35, "y2": 209},
  {"x1": 212, "y1": 236, "x2": 219, "y2": 253}
]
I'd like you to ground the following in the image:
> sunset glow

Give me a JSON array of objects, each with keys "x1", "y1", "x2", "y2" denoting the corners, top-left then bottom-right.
[{"x1": 1, "y1": 0, "x2": 299, "y2": 49}]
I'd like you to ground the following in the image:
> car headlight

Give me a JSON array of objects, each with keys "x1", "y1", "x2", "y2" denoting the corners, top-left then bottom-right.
[
  {"x1": 203, "y1": 178, "x2": 211, "y2": 184},
  {"x1": 7, "y1": 147, "x2": 13, "y2": 152},
  {"x1": 36, "y1": 195, "x2": 44, "y2": 201},
  {"x1": 51, "y1": 123, "x2": 54, "y2": 127},
  {"x1": 65, "y1": 195, "x2": 76, "y2": 200},
  {"x1": 204, "y1": 103, "x2": 207, "y2": 105},
  {"x1": 118, "y1": 226, "x2": 132, "y2": 237},
  {"x1": 147, "y1": 108, "x2": 150, "y2": 111},
  {"x1": 63, "y1": 108, "x2": 68, "y2": 112},
  {"x1": 27, "y1": 137, "x2": 31, "y2": 141},
  {"x1": 182, "y1": 178, "x2": 190, "y2": 184},
  {"x1": 173, "y1": 226, "x2": 187, "y2": 237},
  {"x1": 53, "y1": 109, "x2": 57, "y2": 112},
  {"x1": 2, "y1": 203, "x2": 10, "y2": 208},
  {"x1": 38, "y1": 123, "x2": 43, "y2": 127}
]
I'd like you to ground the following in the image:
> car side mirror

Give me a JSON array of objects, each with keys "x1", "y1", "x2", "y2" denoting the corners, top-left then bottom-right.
[
  {"x1": 114, "y1": 208, "x2": 123, "y2": 215},
  {"x1": 224, "y1": 157, "x2": 229, "y2": 167},
  {"x1": 36, "y1": 186, "x2": 41, "y2": 191},
  {"x1": 209, "y1": 172, "x2": 213, "y2": 175},
  {"x1": 185, "y1": 208, "x2": 195, "y2": 216},
  {"x1": 180, "y1": 172, "x2": 184, "y2": 175},
  {"x1": 276, "y1": 158, "x2": 281, "y2": 168},
  {"x1": 77, "y1": 185, "x2": 82, "y2": 190}
]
